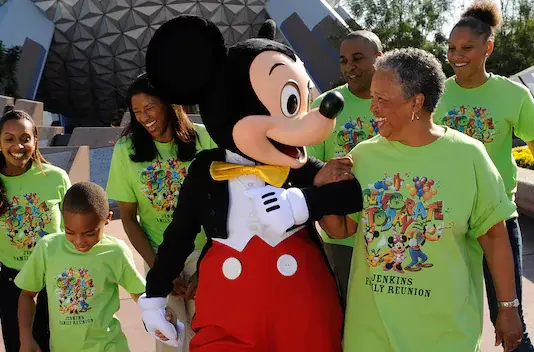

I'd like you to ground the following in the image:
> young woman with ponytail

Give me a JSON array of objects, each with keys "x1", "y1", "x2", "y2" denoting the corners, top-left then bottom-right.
[
  {"x1": 435, "y1": 2, "x2": 534, "y2": 350},
  {"x1": 0, "y1": 110, "x2": 71, "y2": 352}
]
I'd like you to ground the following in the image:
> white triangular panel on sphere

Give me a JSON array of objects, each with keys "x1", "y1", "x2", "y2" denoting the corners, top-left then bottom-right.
[{"x1": 33, "y1": 0, "x2": 56, "y2": 13}]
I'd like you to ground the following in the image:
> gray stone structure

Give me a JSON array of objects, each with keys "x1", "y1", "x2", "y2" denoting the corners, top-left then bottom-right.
[{"x1": 25, "y1": 0, "x2": 269, "y2": 125}]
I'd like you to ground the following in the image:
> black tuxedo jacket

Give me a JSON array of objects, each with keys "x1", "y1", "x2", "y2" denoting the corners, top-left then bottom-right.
[{"x1": 146, "y1": 148, "x2": 363, "y2": 297}]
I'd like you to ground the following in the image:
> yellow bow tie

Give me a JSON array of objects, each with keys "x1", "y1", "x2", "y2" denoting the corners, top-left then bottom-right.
[{"x1": 209, "y1": 161, "x2": 290, "y2": 187}]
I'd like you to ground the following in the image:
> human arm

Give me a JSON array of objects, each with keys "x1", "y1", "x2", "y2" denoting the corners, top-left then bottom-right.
[
  {"x1": 117, "y1": 239, "x2": 146, "y2": 299},
  {"x1": 478, "y1": 222, "x2": 522, "y2": 351},
  {"x1": 468, "y1": 142, "x2": 521, "y2": 351},
  {"x1": 138, "y1": 156, "x2": 205, "y2": 346},
  {"x1": 106, "y1": 140, "x2": 156, "y2": 265},
  {"x1": 14, "y1": 241, "x2": 47, "y2": 352},
  {"x1": 118, "y1": 201, "x2": 156, "y2": 268},
  {"x1": 513, "y1": 85, "x2": 534, "y2": 156},
  {"x1": 18, "y1": 290, "x2": 41, "y2": 352},
  {"x1": 145, "y1": 157, "x2": 203, "y2": 297},
  {"x1": 319, "y1": 215, "x2": 358, "y2": 239},
  {"x1": 130, "y1": 293, "x2": 143, "y2": 302}
]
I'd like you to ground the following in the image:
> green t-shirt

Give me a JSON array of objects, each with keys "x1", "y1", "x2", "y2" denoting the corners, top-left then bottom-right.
[
  {"x1": 306, "y1": 84, "x2": 377, "y2": 247},
  {"x1": 106, "y1": 123, "x2": 215, "y2": 248},
  {"x1": 434, "y1": 74, "x2": 534, "y2": 203},
  {"x1": 344, "y1": 127, "x2": 516, "y2": 351},
  {"x1": 0, "y1": 163, "x2": 71, "y2": 270},
  {"x1": 15, "y1": 233, "x2": 146, "y2": 352}
]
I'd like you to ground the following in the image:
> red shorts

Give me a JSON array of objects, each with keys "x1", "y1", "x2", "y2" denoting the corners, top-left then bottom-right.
[{"x1": 190, "y1": 228, "x2": 343, "y2": 352}]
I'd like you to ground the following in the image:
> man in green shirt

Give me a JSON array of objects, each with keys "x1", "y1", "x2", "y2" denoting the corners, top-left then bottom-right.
[{"x1": 307, "y1": 30, "x2": 383, "y2": 308}]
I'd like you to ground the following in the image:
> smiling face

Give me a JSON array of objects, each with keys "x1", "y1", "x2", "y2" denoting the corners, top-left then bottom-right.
[
  {"x1": 63, "y1": 211, "x2": 111, "y2": 252},
  {"x1": 448, "y1": 26, "x2": 493, "y2": 81},
  {"x1": 232, "y1": 50, "x2": 336, "y2": 168},
  {"x1": 131, "y1": 93, "x2": 172, "y2": 142},
  {"x1": 370, "y1": 69, "x2": 418, "y2": 141},
  {"x1": 340, "y1": 38, "x2": 379, "y2": 94},
  {"x1": 0, "y1": 118, "x2": 36, "y2": 171}
]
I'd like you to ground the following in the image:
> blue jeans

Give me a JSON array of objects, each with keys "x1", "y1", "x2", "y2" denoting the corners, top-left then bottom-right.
[{"x1": 483, "y1": 217, "x2": 533, "y2": 351}]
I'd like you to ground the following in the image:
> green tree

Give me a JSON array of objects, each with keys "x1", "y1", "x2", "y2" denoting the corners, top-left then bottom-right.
[
  {"x1": 487, "y1": 0, "x2": 534, "y2": 76},
  {"x1": 344, "y1": 0, "x2": 455, "y2": 76},
  {"x1": 0, "y1": 40, "x2": 21, "y2": 97}
]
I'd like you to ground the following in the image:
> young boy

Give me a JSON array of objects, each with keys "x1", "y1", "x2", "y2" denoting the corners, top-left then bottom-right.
[{"x1": 15, "y1": 182, "x2": 146, "y2": 352}]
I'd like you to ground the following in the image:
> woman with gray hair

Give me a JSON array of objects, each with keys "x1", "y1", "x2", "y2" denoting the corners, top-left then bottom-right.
[{"x1": 320, "y1": 48, "x2": 523, "y2": 351}]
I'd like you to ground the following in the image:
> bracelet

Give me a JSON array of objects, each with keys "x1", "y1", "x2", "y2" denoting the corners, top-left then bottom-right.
[{"x1": 497, "y1": 298, "x2": 520, "y2": 308}]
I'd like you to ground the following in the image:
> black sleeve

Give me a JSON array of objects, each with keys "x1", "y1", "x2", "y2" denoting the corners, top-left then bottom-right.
[
  {"x1": 145, "y1": 157, "x2": 205, "y2": 298},
  {"x1": 288, "y1": 156, "x2": 324, "y2": 187},
  {"x1": 289, "y1": 158, "x2": 363, "y2": 221},
  {"x1": 302, "y1": 179, "x2": 363, "y2": 222}
]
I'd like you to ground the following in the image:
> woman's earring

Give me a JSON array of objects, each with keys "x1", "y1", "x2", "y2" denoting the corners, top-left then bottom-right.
[{"x1": 411, "y1": 111, "x2": 420, "y2": 122}]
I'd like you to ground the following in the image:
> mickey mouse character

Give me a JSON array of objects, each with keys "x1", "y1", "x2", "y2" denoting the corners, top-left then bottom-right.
[{"x1": 137, "y1": 15, "x2": 363, "y2": 351}]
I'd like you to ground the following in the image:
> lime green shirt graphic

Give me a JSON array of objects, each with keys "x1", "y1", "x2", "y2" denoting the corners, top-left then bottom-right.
[
  {"x1": 434, "y1": 74, "x2": 534, "y2": 203},
  {"x1": 0, "y1": 163, "x2": 71, "y2": 270},
  {"x1": 306, "y1": 84, "x2": 376, "y2": 247},
  {"x1": 106, "y1": 123, "x2": 215, "y2": 248},
  {"x1": 15, "y1": 233, "x2": 146, "y2": 352},
  {"x1": 343, "y1": 128, "x2": 516, "y2": 351}
]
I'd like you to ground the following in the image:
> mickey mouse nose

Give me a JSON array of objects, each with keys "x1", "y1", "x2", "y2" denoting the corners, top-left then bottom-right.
[{"x1": 319, "y1": 91, "x2": 344, "y2": 119}]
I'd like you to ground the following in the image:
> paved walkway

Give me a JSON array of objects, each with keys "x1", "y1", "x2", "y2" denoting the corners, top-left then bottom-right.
[{"x1": 2, "y1": 216, "x2": 533, "y2": 351}]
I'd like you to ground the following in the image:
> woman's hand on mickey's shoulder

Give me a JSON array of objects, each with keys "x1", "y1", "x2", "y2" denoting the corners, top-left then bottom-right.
[{"x1": 313, "y1": 155, "x2": 354, "y2": 187}]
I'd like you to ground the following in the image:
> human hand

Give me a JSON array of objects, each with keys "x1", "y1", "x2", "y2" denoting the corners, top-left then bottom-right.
[
  {"x1": 171, "y1": 274, "x2": 198, "y2": 300},
  {"x1": 313, "y1": 156, "x2": 354, "y2": 187},
  {"x1": 19, "y1": 338, "x2": 41, "y2": 352},
  {"x1": 495, "y1": 307, "x2": 523, "y2": 352},
  {"x1": 171, "y1": 277, "x2": 188, "y2": 298},
  {"x1": 185, "y1": 272, "x2": 198, "y2": 300}
]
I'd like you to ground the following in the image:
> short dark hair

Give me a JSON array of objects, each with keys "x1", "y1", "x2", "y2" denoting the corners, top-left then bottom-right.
[
  {"x1": 62, "y1": 182, "x2": 109, "y2": 220},
  {"x1": 344, "y1": 30, "x2": 383, "y2": 53},
  {"x1": 453, "y1": 1, "x2": 503, "y2": 41}
]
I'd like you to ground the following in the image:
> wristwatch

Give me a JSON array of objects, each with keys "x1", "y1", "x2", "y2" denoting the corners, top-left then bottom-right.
[{"x1": 497, "y1": 298, "x2": 520, "y2": 308}]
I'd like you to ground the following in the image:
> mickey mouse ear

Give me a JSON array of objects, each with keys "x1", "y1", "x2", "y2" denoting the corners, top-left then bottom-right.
[
  {"x1": 146, "y1": 15, "x2": 226, "y2": 105},
  {"x1": 257, "y1": 19, "x2": 276, "y2": 40}
]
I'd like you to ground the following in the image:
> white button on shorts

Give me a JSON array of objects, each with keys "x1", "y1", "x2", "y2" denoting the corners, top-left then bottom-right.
[
  {"x1": 277, "y1": 254, "x2": 298, "y2": 276},
  {"x1": 222, "y1": 257, "x2": 242, "y2": 280}
]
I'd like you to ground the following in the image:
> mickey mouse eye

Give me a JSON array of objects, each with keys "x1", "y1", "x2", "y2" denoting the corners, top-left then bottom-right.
[{"x1": 280, "y1": 82, "x2": 301, "y2": 117}]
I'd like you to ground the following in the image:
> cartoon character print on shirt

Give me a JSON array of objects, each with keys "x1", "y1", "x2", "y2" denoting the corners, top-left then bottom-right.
[
  {"x1": 1, "y1": 193, "x2": 52, "y2": 250},
  {"x1": 139, "y1": 158, "x2": 187, "y2": 212},
  {"x1": 362, "y1": 173, "x2": 454, "y2": 275},
  {"x1": 440, "y1": 105, "x2": 496, "y2": 143},
  {"x1": 334, "y1": 117, "x2": 378, "y2": 156},
  {"x1": 56, "y1": 267, "x2": 95, "y2": 315}
]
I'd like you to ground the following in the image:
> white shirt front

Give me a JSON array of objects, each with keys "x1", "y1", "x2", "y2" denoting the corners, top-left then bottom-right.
[{"x1": 212, "y1": 150, "x2": 304, "y2": 251}]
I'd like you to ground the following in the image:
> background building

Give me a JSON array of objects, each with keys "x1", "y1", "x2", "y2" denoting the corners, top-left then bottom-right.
[{"x1": 0, "y1": 0, "x2": 353, "y2": 127}]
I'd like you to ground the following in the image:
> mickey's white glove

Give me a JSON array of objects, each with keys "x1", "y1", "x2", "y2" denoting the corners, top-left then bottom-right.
[
  {"x1": 138, "y1": 294, "x2": 185, "y2": 348},
  {"x1": 244, "y1": 186, "x2": 309, "y2": 237}
]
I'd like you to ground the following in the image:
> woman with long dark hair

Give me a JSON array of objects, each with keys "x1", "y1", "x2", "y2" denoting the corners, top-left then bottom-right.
[
  {"x1": 106, "y1": 73, "x2": 215, "y2": 352},
  {"x1": 0, "y1": 109, "x2": 71, "y2": 352},
  {"x1": 435, "y1": 2, "x2": 534, "y2": 350}
]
